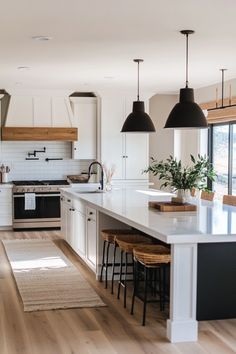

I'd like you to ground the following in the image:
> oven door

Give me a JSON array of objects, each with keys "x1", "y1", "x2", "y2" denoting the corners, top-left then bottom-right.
[{"x1": 13, "y1": 192, "x2": 60, "y2": 228}]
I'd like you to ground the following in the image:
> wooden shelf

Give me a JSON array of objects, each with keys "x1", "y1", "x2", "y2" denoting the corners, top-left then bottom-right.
[{"x1": 1, "y1": 127, "x2": 78, "y2": 141}]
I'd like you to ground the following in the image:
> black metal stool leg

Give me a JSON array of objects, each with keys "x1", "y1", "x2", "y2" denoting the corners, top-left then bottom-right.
[
  {"x1": 100, "y1": 240, "x2": 107, "y2": 282},
  {"x1": 159, "y1": 266, "x2": 164, "y2": 311},
  {"x1": 142, "y1": 266, "x2": 148, "y2": 326},
  {"x1": 117, "y1": 250, "x2": 123, "y2": 300},
  {"x1": 162, "y1": 264, "x2": 166, "y2": 311},
  {"x1": 131, "y1": 259, "x2": 137, "y2": 315},
  {"x1": 105, "y1": 241, "x2": 110, "y2": 289},
  {"x1": 111, "y1": 243, "x2": 117, "y2": 294},
  {"x1": 124, "y1": 252, "x2": 128, "y2": 308}
]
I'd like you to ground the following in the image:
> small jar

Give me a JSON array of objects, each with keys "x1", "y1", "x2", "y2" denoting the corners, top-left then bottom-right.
[{"x1": 2, "y1": 173, "x2": 8, "y2": 183}]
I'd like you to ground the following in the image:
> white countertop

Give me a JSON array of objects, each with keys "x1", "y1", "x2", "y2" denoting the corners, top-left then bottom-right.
[
  {"x1": 0, "y1": 183, "x2": 13, "y2": 189},
  {"x1": 61, "y1": 187, "x2": 236, "y2": 244}
]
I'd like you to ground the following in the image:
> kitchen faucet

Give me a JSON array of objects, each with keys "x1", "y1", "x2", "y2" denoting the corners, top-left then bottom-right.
[{"x1": 88, "y1": 161, "x2": 104, "y2": 191}]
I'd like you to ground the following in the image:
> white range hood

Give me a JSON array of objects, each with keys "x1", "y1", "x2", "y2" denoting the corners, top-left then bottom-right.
[
  {"x1": 4, "y1": 93, "x2": 76, "y2": 127},
  {"x1": 1, "y1": 90, "x2": 78, "y2": 141}
]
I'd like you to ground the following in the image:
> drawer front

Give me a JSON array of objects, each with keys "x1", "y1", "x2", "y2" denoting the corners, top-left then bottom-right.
[{"x1": 86, "y1": 206, "x2": 96, "y2": 221}]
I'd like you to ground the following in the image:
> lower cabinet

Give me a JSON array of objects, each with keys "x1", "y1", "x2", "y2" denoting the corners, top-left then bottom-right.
[
  {"x1": 86, "y1": 208, "x2": 97, "y2": 269},
  {"x1": 0, "y1": 186, "x2": 13, "y2": 228},
  {"x1": 61, "y1": 193, "x2": 97, "y2": 272},
  {"x1": 73, "y1": 208, "x2": 86, "y2": 257}
]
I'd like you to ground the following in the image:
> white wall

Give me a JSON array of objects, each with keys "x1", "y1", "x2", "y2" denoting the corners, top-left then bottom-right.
[{"x1": 149, "y1": 93, "x2": 178, "y2": 188}]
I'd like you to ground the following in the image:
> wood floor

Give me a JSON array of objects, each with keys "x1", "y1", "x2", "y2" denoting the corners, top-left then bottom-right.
[{"x1": 0, "y1": 230, "x2": 235, "y2": 354}]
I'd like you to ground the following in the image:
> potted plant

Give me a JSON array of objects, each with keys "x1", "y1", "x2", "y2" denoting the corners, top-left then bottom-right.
[{"x1": 144, "y1": 154, "x2": 216, "y2": 203}]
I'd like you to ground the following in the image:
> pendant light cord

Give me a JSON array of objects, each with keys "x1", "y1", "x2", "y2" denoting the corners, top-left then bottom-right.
[
  {"x1": 221, "y1": 69, "x2": 225, "y2": 107},
  {"x1": 185, "y1": 33, "x2": 189, "y2": 88},
  {"x1": 133, "y1": 59, "x2": 143, "y2": 101}
]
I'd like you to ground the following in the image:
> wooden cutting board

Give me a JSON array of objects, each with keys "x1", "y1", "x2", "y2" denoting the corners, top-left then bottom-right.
[{"x1": 148, "y1": 201, "x2": 197, "y2": 212}]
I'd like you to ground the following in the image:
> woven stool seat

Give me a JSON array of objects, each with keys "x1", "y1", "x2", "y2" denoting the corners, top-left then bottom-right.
[
  {"x1": 115, "y1": 234, "x2": 152, "y2": 253},
  {"x1": 133, "y1": 245, "x2": 171, "y2": 266},
  {"x1": 101, "y1": 229, "x2": 141, "y2": 243}
]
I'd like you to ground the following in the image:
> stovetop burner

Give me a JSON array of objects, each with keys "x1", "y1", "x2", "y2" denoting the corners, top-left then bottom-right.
[
  {"x1": 42, "y1": 180, "x2": 70, "y2": 186},
  {"x1": 12, "y1": 180, "x2": 42, "y2": 186},
  {"x1": 12, "y1": 180, "x2": 70, "y2": 186}
]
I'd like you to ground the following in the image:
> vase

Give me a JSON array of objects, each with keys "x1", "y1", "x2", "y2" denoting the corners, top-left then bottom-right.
[
  {"x1": 175, "y1": 189, "x2": 191, "y2": 203},
  {"x1": 105, "y1": 181, "x2": 112, "y2": 192}
]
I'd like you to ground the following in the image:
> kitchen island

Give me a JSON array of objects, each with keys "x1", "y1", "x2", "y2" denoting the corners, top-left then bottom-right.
[{"x1": 60, "y1": 186, "x2": 236, "y2": 343}]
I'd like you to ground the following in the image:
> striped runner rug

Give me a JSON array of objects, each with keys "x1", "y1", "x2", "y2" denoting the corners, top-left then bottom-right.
[{"x1": 2, "y1": 239, "x2": 105, "y2": 312}]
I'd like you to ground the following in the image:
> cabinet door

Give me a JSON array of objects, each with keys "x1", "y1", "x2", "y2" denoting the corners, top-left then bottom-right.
[
  {"x1": 66, "y1": 206, "x2": 74, "y2": 247},
  {"x1": 125, "y1": 133, "x2": 149, "y2": 179},
  {"x1": 60, "y1": 199, "x2": 66, "y2": 239},
  {"x1": 86, "y1": 218, "x2": 97, "y2": 269},
  {"x1": 71, "y1": 97, "x2": 97, "y2": 160},
  {"x1": 73, "y1": 209, "x2": 86, "y2": 256},
  {"x1": 101, "y1": 95, "x2": 124, "y2": 179},
  {"x1": 123, "y1": 96, "x2": 149, "y2": 180},
  {"x1": 0, "y1": 188, "x2": 13, "y2": 227}
]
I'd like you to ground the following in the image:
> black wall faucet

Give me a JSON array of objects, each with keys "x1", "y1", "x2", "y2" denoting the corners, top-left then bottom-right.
[
  {"x1": 88, "y1": 161, "x2": 104, "y2": 191},
  {"x1": 28, "y1": 147, "x2": 46, "y2": 158}
]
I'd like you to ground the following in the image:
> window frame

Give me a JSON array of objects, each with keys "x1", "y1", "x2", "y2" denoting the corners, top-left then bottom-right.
[{"x1": 208, "y1": 121, "x2": 236, "y2": 195}]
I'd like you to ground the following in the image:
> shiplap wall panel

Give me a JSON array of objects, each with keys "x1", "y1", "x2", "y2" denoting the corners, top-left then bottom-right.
[{"x1": 0, "y1": 141, "x2": 91, "y2": 180}]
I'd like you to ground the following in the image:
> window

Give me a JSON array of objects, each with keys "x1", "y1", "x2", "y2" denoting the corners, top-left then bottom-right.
[{"x1": 209, "y1": 122, "x2": 236, "y2": 195}]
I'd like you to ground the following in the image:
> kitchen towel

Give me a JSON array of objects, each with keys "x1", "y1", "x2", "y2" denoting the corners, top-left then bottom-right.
[{"x1": 24, "y1": 193, "x2": 36, "y2": 210}]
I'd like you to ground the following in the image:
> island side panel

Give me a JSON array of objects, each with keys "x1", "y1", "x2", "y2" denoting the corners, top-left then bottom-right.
[
  {"x1": 167, "y1": 243, "x2": 198, "y2": 343},
  {"x1": 197, "y1": 242, "x2": 236, "y2": 321}
]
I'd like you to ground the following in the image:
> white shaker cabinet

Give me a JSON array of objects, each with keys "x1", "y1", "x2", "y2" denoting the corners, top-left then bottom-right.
[
  {"x1": 70, "y1": 97, "x2": 97, "y2": 160},
  {"x1": 100, "y1": 94, "x2": 149, "y2": 180},
  {"x1": 0, "y1": 185, "x2": 13, "y2": 228},
  {"x1": 86, "y1": 206, "x2": 97, "y2": 270},
  {"x1": 125, "y1": 133, "x2": 148, "y2": 179},
  {"x1": 60, "y1": 195, "x2": 73, "y2": 244},
  {"x1": 101, "y1": 95, "x2": 124, "y2": 180},
  {"x1": 60, "y1": 193, "x2": 91, "y2": 268},
  {"x1": 73, "y1": 208, "x2": 86, "y2": 257}
]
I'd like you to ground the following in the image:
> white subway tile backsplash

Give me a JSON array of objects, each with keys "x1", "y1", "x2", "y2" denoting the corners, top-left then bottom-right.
[{"x1": 0, "y1": 141, "x2": 91, "y2": 180}]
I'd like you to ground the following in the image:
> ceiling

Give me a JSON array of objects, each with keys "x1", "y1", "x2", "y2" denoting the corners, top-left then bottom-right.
[{"x1": 1, "y1": 0, "x2": 236, "y2": 93}]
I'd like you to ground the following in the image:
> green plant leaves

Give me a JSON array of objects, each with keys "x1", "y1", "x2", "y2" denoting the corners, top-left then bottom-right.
[{"x1": 144, "y1": 155, "x2": 217, "y2": 191}]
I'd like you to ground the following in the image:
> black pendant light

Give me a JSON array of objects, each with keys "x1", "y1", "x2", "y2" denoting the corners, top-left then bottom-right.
[
  {"x1": 164, "y1": 30, "x2": 208, "y2": 129},
  {"x1": 121, "y1": 59, "x2": 155, "y2": 133}
]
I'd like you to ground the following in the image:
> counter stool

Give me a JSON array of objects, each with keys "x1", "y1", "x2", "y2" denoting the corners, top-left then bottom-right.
[
  {"x1": 115, "y1": 234, "x2": 153, "y2": 308},
  {"x1": 201, "y1": 190, "x2": 215, "y2": 201},
  {"x1": 100, "y1": 229, "x2": 142, "y2": 293},
  {"x1": 131, "y1": 244, "x2": 171, "y2": 326}
]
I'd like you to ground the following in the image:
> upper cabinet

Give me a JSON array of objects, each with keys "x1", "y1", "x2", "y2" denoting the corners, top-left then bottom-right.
[
  {"x1": 5, "y1": 95, "x2": 75, "y2": 127},
  {"x1": 100, "y1": 93, "x2": 149, "y2": 180},
  {"x1": 70, "y1": 97, "x2": 97, "y2": 160}
]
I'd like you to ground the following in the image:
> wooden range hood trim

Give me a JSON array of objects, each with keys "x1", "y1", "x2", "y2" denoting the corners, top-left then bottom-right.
[{"x1": 1, "y1": 127, "x2": 78, "y2": 141}]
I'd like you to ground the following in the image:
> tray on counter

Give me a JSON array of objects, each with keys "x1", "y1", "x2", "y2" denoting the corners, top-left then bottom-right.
[{"x1": 148, "y1": 201, "x2": 197, "y2": 212}]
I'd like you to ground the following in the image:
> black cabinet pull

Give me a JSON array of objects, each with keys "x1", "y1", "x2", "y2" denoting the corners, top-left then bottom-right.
[
  {"x1": 89, "y1": 211, "x2": 93, "y2": 215},
  {"x1": 87, "y1": 218, "x2": 91, "y2": 221}
]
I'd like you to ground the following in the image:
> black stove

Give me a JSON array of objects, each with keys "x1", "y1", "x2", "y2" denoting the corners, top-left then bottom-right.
[
  {"x1": 12, "y1": 179, "x2": 70, "y2": 230},
  {"x1": 12, "y1": 180, "x2": 69, "y2": 186}
]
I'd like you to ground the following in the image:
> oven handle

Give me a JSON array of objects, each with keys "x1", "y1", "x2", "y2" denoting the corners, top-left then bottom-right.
[{"x1": 13, "y1": 194, "x2": 60, "y2": 198}]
